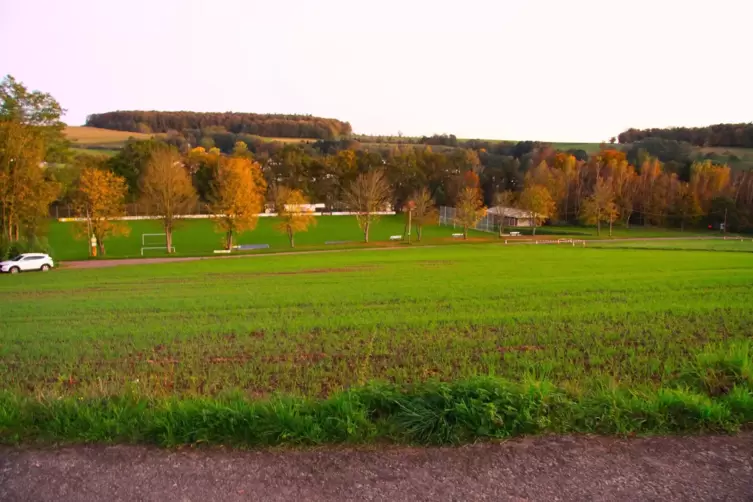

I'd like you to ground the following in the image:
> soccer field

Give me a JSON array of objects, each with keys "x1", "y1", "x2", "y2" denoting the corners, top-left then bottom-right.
[
  {"x1": 46, "y1": 215, "x2": 496, "y2": 261},
  {"x1": 1, "y1": 244, "x2": 752, "y2": 445}
]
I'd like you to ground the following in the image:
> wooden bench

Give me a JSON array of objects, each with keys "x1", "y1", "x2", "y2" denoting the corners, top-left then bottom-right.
[
  {"x1": 452, "y1": 233, "x2": 464, "y2": 238},
  {"x1": 389, "y1": 235, "x2": 403, "y2": 241},
  {"x1": 509, "y1": 231, "x2": 521, "y2": 237},
  {"x1": 233, "y1": 244, "x2": 270, "y2": 250}
]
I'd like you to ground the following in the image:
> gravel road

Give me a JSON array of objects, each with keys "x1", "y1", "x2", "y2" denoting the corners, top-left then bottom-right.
[{"x1": 2, "y1": 434, "x2": 752, "y2": 501}]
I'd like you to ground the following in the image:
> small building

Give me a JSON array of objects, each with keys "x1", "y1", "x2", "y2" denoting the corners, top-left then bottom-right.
[{"x1": 486, "y1": 206, "x2": 536, "y2": 227}]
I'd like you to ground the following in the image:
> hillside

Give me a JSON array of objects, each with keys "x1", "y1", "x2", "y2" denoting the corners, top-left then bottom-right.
[{"x1": 65, "y1": 126, "x2": 153, "y2": 147}]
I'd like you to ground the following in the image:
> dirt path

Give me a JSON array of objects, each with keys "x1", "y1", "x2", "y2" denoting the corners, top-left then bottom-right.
[
  {"x1": 61, "y1": 236, "x2": 737, "y2": 270},
  {"x1": 2, "y1": 434, "x2": 752, "y2": 501}
]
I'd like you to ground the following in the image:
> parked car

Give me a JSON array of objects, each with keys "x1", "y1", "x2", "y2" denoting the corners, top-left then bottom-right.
[{"x1": 0, "y1": 253, "x2": 54, "y2": 274}]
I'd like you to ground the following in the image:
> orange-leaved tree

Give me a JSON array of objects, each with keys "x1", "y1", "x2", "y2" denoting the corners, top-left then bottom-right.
[
  {"x1": 519, "y1": 184, "x2": 555, "y2": 236},
  {"x1": 72, "y1": 167, "x2": 129, "y2": 255},
  {"x1": 408, "y1": 187, "x2": 437, "y2": 242},
  {"x1": 343, "y1": 169, "x2": 392, "y2": 243},
  {"x1": 209, "y1": 156, "x2": 266, "y2": 250},
  {"x1": 140, "y1": 149, "x2": 197, "y2": 253},
  {"x1": 580, "y1": 177, "x2": 619, "y2": 236},
  {"x1": 272, "y1": 185, "x2": 316, "y2": 248},
  {"x1": 454, "y1": 186, "x2": 486, "y2": 239}
]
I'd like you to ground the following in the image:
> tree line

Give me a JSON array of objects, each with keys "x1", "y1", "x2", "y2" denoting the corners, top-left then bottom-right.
[
  {"x1": 3, "y1": 75, "x2": 753, "y2": 259},
  {"x1": 85, "y1": 110, "x2": 353, "y2": 140},
  {"x1": 619, "y1": 123, "x2": 753, "y2": 148}
]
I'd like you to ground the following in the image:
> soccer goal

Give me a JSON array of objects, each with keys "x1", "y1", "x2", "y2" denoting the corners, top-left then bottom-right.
[{"x1": 141, "y1": 233, "x2": 176, "y2": 255}]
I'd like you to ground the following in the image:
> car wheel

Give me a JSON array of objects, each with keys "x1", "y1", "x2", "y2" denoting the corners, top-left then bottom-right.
[
  {"x1": 40, "y1": 264, "x2": 51, "y2": 272},
  {"x1": 10, "y1": 267, "x2": 20, "y2": 274}
]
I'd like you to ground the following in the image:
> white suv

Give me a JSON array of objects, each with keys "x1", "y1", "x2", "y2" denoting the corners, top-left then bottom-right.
[{"x1": 0, "y1": 253, "x2": 55, "y2": 274}]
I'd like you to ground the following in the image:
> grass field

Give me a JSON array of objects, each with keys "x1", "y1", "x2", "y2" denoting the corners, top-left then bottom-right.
[
  {"x1": 590, "y1": 237, "x2": 753, "y2": 252},
  {"x1": 47, "y1": 215, "x2": 496, "y2": 261},
  {"x1": 1, "y1": 244, "x2": 752, "y2": 445},
  {"x1": 45, "y1": 215, "x2": 722, "y2": 261}
]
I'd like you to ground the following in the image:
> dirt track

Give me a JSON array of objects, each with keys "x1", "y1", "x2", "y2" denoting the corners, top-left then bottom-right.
[{"x1": 2, "y1": 434, "x2": 752, "y2": 501}]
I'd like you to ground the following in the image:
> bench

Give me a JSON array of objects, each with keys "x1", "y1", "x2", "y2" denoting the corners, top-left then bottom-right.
[
  {"x1": 233, "y1": 244, "x2": 270, "y2": 250},
  {"x1": 509, "y1": 231, "x2": 521, "y2": 237},
  {"x1": 213, "y1": 249, "x2": 232, "y2": 254},
  {"x1": 452, "y1": 233, "x2": 464, "y2": 238},
  {"x1": 325, "y1": 240, "x2": 352, "y2": 245},
  {"x1": 389, "y1": 235, "x2": 403, "y2": 241}
]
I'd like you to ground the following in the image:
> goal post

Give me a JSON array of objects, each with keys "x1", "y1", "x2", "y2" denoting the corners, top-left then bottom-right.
[{"x1": 140, "y1": 233, "x2": 176, "y2": 255}]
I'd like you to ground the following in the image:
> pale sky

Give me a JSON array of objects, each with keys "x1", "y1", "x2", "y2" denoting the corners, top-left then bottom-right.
[{"x1": 1, "y1": 0, "x2": 751, "y2": 142}]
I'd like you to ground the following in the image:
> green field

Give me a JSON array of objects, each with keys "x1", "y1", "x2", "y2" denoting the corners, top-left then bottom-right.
[
  {"x1": 590, "y1": 238, "x2": 753, "y2": 252},
  {"x1": 47, "y1": 215, "x2": 723, "y2": 262},
  {"x1": 1, "y1": 244, "x2": 752, "y2": 445},
  {"x1": 47, "y1": 215, "x2": 497, "y2": 261}
]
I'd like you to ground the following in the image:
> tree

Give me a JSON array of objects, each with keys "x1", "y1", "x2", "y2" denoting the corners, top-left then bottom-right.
[
  {"x1": 0, "y1": 121, "x2": 60, "y2": 242},
  {"x1": 72, "y1": 167, "x2": 129, "y2": 255},
  {"x1": 493, "y1": 190, "x2": 516, "y2": 237},
  {"x1": 519, "y1": 185, "x2": 555, "y2": 236},
  {"x1": 408, "y1": 187, "x2": 437, "y2": 241},
  {"x1": 672, "y1": 181, "x2": 701, "y2": 231},
  {"x1": 580, "y1": 178, "x2": 619, "y2": 236},
  {"x1": 0, "y1": 75, "x2": 69, "y2": 162},
  {"x1": 108, "y1": 138, "x2": 171, "y2": 198},
  {"x1": 139, "y1": 149, "x2": 198, "y2": 253},
  {"x1": 343, "y1": 170, "x2": 392, "y2": 243},
  {"x1": 454, "y1": 186, "x2": 486, "y2": 239},
  {"x1": 272, "y1": 185, "x2": 316, "y2": 248},
  {"x1": 208, "y1": 157, "x2": 266, "y2": 250}
]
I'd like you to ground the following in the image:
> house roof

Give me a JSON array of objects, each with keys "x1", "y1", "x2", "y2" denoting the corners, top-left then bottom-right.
[{"x1": 487, "y1": 206, "x2": 536, "y2": 219}]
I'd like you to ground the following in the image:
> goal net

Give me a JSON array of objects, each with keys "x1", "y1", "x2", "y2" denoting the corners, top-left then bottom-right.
[{"x1": 141, "y1": 233, "x2": 175, "y2": 255}]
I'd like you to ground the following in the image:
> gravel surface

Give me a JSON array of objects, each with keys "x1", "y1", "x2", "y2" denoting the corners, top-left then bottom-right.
[{"x1": 2, "y1": 434, "x2": 752, "y2": 501}]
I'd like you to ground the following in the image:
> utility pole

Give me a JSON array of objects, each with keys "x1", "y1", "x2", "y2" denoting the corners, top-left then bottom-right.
[{"x1": 723, "y1": 208, "x2": 728, "y2": 234}]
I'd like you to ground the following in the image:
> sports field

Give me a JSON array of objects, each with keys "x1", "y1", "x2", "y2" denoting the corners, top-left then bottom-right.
[
  {"x1": 46, "y1": 215, "x2": 718, "y2": 261},
  {"x1": 1, "y1": 244, "x2": 752, "y2": 445}
]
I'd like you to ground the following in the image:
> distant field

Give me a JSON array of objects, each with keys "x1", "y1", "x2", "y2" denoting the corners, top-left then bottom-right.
[
  {"x1": 69, "y1": 147, "x2": 119, "y2": 158},
  {"x1": 65, "y1": 126, "x2": 154, "y2": 148}
]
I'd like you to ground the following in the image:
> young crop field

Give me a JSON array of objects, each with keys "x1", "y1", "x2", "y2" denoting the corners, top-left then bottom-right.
[{"x1": 1, "y1": 244, "x2": 752, "y2": 445}]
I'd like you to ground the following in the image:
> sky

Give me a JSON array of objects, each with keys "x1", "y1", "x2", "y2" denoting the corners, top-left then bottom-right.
[{"x1": 1, "y1": 0, "x2": 751, "y2": 142}]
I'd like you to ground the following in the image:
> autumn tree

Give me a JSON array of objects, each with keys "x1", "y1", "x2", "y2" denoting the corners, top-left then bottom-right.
[
  {"x1": 272, "y1": 185, "x2": 316, "y2": 248},
  {"x1": 139, "y1": 149, "x2": 197, "y2": 253},
  {"x1": 519, "y1": 185, "x2": 555, "y2": 236},
  {"x1": 407, "y1": 187, "x2": 437, "y2": 241},
  {"x1": 0, "y1": 74, "x2": 69, "y2": 162},
  {"x1": 209, "y1": 157, "x2": 266, "y2": 250},
  {"x1": 580, "y1": 178, "x2": 619, "y2": 236},
  {"x1": 454, "y1": 186, "x2": 486, "y2": 239},
  {"x1": 672, "y1": 181, "x2": 702, "y2": 231},
  {"x1": 72, "y1": 167, "x2": 129, "y2": 255},
  {"x1": 343, "y1": 169, "x2": 392, "y2": 243},
  {"x1": 493, "y1": 190, "x2": 516, "y2": 237}
]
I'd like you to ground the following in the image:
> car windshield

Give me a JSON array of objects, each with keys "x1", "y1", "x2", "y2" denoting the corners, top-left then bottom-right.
[{"x1": 8, "y1": 255, "x2": 24, "y2": 261}]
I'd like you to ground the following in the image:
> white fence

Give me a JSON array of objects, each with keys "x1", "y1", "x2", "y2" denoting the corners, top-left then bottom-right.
[{"x1": 438, "y1": 206, "x2": 498, "y2": 233}]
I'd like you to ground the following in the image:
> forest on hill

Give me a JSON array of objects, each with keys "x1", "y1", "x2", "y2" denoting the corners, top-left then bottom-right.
[
  {"x1": 619, "y1": 123, "x2": 753, "y2": 148},
  {"x1": 85, "y1": 111, "x2": 352, "y2": 140}
]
